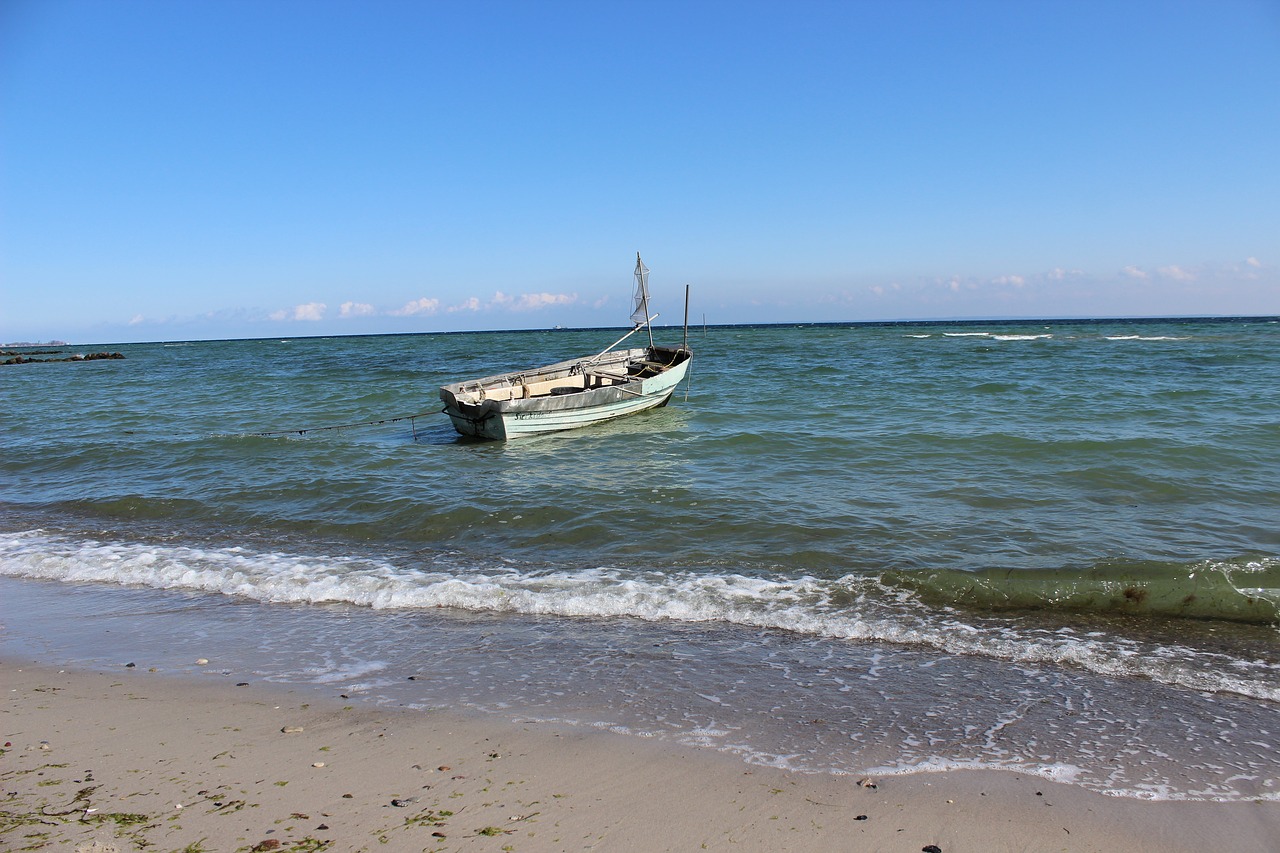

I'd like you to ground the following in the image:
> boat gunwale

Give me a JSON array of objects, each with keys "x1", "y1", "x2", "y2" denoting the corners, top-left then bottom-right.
[{"x1": 438, "y1": 345, "x2": 691, "y2": 439}]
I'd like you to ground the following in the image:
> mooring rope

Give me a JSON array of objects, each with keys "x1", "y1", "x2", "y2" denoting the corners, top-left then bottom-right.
[{"x1": 216, "y1": 409, "x2": 442, "y2": 441}]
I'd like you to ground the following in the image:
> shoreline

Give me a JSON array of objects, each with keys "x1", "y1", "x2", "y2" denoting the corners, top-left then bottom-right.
[{"x1": 5, "y1": 659, "x2": 1278, "y2": 852}]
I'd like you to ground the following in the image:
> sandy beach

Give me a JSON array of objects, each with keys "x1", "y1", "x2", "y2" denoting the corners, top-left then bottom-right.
[{"x1": 4, "y1": 660, "x2": 1276, "y2": 852}]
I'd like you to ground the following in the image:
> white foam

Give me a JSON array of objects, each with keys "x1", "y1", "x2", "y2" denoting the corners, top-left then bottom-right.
[
  {"x1": 3, "y1": 529, "x2": 1278, "y2": 702},
  {"x1": 1104, "y1": 335, "x2": 1191, "y2": 341}
]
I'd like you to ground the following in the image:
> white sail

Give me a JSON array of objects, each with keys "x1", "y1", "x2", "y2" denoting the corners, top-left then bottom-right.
[{"x1": 630, "y1": 253, "x2": 652, "y2": 327}]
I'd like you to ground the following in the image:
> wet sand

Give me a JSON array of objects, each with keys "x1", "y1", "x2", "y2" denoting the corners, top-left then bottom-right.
[{"x1": 4, "y1": 660, "x2": 1277, "y2": 852}]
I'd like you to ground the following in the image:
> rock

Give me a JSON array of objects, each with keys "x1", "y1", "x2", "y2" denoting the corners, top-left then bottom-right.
[
  {"x1": 312, "y1": 762, "x2": 325, "y2": 768},
  {"x1": 196, "y1": 658, "x2": 209, "y2": 665},
  {"x1": 236, "y1": 682, "x2": 249, "y2": 687},
  {"x1": 73, "y1": 841, "x2": 121, "y2": 853},
  {"x1": 856, "y1": 777, "x2": 878, "y2": 789},
  {"x1": 281, "y1": 726, "x2": 304, "y2": 734},
  {"x1": 923, "y1": 846, "x2": 942, "y2": 853},
  {"x1": 855, "y1": 814, "x2": 868, "y2": 821},
  {"x1": 125, "y1": 662, "x2": 136, "y2": 668},
  {"x1": 316, "y1": 824, "x2": 329, "y2": 831}
]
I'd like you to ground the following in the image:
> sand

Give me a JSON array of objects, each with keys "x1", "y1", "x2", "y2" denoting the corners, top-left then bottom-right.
[{"x1": 3, "y1": 659, "x2": 1277, "y2": 852}]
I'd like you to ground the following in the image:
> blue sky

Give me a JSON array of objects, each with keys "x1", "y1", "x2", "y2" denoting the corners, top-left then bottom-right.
[{"x1": 2, "y1": 0, "x2": 1278, "y2": 344}]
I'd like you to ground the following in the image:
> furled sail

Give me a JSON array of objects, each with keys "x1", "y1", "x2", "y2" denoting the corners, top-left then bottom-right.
[{"x1": 630, "y1": 253, "x2": 652, "y2": 327}]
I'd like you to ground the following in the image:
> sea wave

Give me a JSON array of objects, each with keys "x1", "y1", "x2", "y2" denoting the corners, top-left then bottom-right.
[
  {"x1": 884, "y1": 559, "x2": 1280, "y2": 624},
  {"x1": 1104, "y1": 335, "x2": 1192, "y2": 341},
  {"x1": 3, "y1": 529, "x2": 1277, "y2": 701}
]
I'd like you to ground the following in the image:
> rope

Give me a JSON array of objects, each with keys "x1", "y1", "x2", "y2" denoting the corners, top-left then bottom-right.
[{"x1": 217, "y1": 409, "x2": 442, "y2": 440}]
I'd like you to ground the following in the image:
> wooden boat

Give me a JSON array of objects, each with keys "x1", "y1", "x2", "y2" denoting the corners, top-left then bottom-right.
[{"x1": 440, "y1": 255, "x2": 693, "y2": 440}]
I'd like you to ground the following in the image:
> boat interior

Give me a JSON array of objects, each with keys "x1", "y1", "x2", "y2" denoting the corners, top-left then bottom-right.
[{"x1": 447, "y1": 345, "x2": 690, "y2": 405}]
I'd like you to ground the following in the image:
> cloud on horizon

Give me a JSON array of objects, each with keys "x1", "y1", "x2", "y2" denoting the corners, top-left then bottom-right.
[
  {"x1": 264, "y1": 290, "x2": 580, "y2": 324},
  {"x1": 340, "y1": 301, "x2": 376, "y2": 318},
  {"x1": 391, "y1": 297, "x2": 441, "y2": 317},
  {"x1": 270, "y1": 302, "x2": 327, "y2": 321}
]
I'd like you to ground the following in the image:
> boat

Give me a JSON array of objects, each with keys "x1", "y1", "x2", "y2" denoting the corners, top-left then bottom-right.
[{"x1": 439, "y1": 254, "x2": 693, "y2": 440}]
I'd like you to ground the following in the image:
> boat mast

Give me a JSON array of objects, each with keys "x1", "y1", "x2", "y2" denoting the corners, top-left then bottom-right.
[
  {"x1": 632, "y1": 252, "x2": 656, "y2": 350},
  {"x1": 683, "y1": 284, "x2": 690, "y2": 351}
]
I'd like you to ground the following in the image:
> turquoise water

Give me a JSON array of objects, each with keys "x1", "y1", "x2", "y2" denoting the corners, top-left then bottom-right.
[{"x1": 3, "y1": 317, "x2": 1279, "y2": 799}]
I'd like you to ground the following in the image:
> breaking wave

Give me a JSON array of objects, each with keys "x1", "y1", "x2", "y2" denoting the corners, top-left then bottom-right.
[
  {"x1": 885, "y1": 559, "x2": 1280, "y2": 624},
  {"x1": 3, "y1": 529, "x2": 1277, "y2": 701}
]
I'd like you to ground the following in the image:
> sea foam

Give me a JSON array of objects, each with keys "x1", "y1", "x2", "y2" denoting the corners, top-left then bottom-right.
[{"x1": 3, "y1": 528, "x2": 1277, "y2": 702}]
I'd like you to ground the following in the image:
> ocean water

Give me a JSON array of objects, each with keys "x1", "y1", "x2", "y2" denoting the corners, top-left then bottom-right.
[{"x1": 3, "y1": 317, "x2": 1279, "y2": 801}]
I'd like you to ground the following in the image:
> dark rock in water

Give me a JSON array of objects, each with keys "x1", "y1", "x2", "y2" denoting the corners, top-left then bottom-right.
[{"x1": 3, "y1": 351, "x2": 124, "y2": 366}]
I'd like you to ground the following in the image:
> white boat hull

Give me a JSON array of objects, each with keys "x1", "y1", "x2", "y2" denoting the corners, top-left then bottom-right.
[{"x1": 440, "y1": 345, "x2": 691, "y2": 440}]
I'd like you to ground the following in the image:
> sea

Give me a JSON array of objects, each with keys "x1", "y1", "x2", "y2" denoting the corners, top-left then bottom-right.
[{"x1": 3, "y1": 317, "x2": 1279, "y2": 802}]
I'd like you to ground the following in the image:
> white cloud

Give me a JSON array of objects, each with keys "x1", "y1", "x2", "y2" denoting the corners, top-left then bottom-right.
[
  {"x1": 391, "y1": 297, "x2": 440, "y2": 316},
  {"x1": 993, "y1": 274, "x2": 1025, "y2": 287},
  {"x1": 444, "y1": 291, "x2": 578, "y2": 313},
  {"x1": 1246, "y1": 257, "x2": 1262, "y2": 268},
  {"x1": 128, "y1": 314, "x2": 145, "y2": 325},
  {"x1": 513, "y1": 292, "x2": 577, "y2": 311},
  {"x1": 869, "y1": 284, "x2": 885, "y2": 296},
  {"x1": 1121, "y1": 265, "x2": 1149, "y2": 280},
  {"x1": 448, "y1": 297, "x2": 483, "y2": 313},
  {"x1": 271, "y1": 302, "x2": 327, "y2": 321},
  {"x1": 339, "y1": 301, "x2": 375, "y2": 318},
  {"x1": 1158, "y1": 265, "x2": 1195, "y2": 281}
]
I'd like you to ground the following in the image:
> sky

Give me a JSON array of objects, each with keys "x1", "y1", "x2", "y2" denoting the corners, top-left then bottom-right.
[{"x1": 2, "y1": 0, "x2": 1278, "y2": 344}]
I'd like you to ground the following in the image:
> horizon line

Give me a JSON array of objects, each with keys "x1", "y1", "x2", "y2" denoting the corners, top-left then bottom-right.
[{"x1": 5, "y1": 312, "x2": 1278, "y2": 349}]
